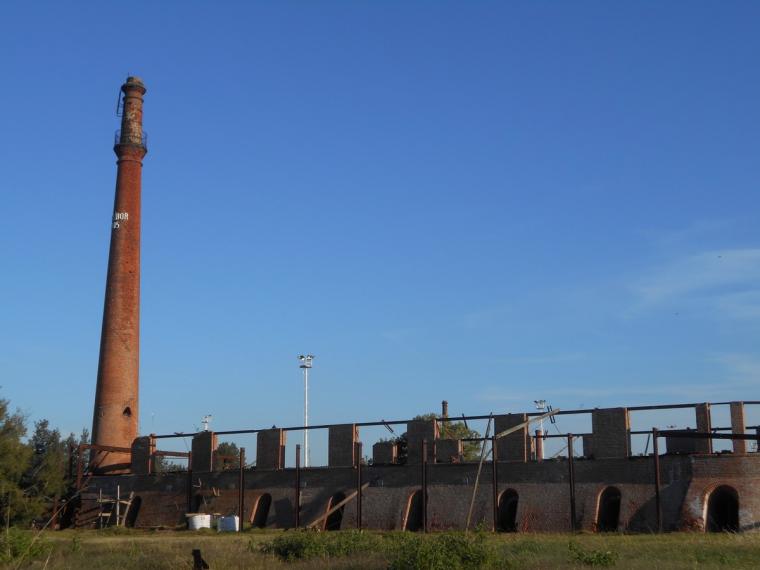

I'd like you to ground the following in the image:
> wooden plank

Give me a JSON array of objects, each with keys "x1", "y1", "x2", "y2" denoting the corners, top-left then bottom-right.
[{"x1": 305, "y1": 483, "x2": 370, "y2": 529}]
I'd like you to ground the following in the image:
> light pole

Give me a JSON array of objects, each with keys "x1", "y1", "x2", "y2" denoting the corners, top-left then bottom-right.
[
  {"x1": 298, "y1": 354, "x2": 314, "y2": 467},
  {"x1": 533, "y1": 400, "x2": 546, "y2": 434}
]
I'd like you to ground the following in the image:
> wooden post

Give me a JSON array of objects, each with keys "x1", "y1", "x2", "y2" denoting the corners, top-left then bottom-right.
[
  {"x1": 652, "y1": 428, "x2": 662, "y2": 532},
  {"x1": 422, "y1": 439, "x2": 428, "y2": 533},
  {"x1": 491, "y1": 435, "x2": 499, "y2": 531},
  {"x1": 238, "y1": 447, "x2": 246, "y2": 531},
  {"x1": 356, "y1": 442, "x2": 363, "y2": 530},
  {"x1": 567, "y1": 434, "x2": 576, "y2": 532},
  {"x1": 295, "y1": 444, "x2": 301, "y2": 529}
]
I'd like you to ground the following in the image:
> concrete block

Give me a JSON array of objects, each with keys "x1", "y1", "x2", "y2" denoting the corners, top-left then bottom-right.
[
  {"x1": 494, "y1": 413, "x2": 528, "y2": 462},
  {"x1": 591, "y1": 408, "x2": 630, "y2": 459},
  {"x1": 191, "y1": 431, "x2": 218, "y2": 473},
  {"x1": 372, "y1": 441, "x2": 397, "y2": 464},
  {"x1": 130, "y1": 436, "x2": 155, "y2": 476},
  {"x1": 730, "y1": 402, "x2": 747, "y2": 454},
  {"x1": 406, "y1": 420, "x2": 438, "y2": 464},
  {"x1": 329, "y1": 424, "x2": 359, "y2": 467},
  {"x1": 257, "y1": 429, "x2": 286, "y2": 470},
  {"x1": 695, "y1": 403, "x2": 712, "y2": 454},
  {"x1": 435, "y1": 439, "x2": 462, "y2": 463}
]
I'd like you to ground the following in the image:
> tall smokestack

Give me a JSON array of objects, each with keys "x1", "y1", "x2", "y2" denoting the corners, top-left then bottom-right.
[
  {"x1": 441, "y1": 400, "x2": 449, "y2": 419},
  {"x1": 91, "y1": 77, "x2": 147, "y2": 471}
]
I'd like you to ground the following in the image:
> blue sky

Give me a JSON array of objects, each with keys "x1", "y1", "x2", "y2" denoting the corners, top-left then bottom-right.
[{"x1": 1, "y1": 2, "x2": 759, "y2": 459}]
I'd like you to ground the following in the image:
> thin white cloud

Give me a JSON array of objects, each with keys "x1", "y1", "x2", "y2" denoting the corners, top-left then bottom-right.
[
  {"x1": 633, "y1": 248, "x2": 760, "y2": 317},
  {"x1": 709, "y1": 353, "x2": 760, "y2": 383}
]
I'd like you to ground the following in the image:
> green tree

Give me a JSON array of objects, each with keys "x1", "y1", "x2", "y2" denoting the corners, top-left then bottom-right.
[
  {"x1": 383, "y1": 413, "x2": 482, "y2": 464},
  {"x1": 0, "y1": 396, "x2": 33, "y2": 525},
  {"x1": 215, "y1": 441, "x2": 240, "y2": 470}
]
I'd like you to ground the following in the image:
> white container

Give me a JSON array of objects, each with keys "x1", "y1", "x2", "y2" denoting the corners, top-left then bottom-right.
[
  {"x1": 217, "y1": 515, "x2": 239, "y2": 532},
  {"x1": 187, "y1": 514, "x2": 212, "y2": 530}
]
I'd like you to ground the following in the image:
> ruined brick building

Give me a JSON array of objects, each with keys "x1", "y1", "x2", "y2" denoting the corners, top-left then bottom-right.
[{"x1": 72, "y1": 78, "x2": 760, "y2": 533}]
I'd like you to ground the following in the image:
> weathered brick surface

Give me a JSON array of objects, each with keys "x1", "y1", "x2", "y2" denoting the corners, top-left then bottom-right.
[
  {"x1": 328, "y1": 424, "x2": 358, "y2": 467},
  {"x1": 435, "y1": 439, "x2": 463, "y2": 463},
  {"x1": 695, "y1": 403, "x2": 713, "y2": 454},
  {"x1": 191, "y1": 431, "x2": 217, "y2": 473},
  {"x1": 495, "y1": 414, "x2": 528, "y2": 462},
  {"x1": 591, "y1": 408, "x2": 630, "y2": 459},
  {"x1": 130, "y1": 436, "x2": 155, "y2": 476},
  {"x1": 257, "y1": 429, "x2": 286, "y2": 470},
  {"x1": 78, "y1": 451, "x2": 760, "y2": 532},
  {"x1": 666, "y1": 430, "x2": 699, "y2": 454},
  {"x1": 372, "y1": 441, "x2": 397, "y2": 465},
  {"x1": 406, "y1": 420, "x2": 438, "y2": 464},
  {"x1": 730, "y1": 402, "x2": 747, "y2": 454}
]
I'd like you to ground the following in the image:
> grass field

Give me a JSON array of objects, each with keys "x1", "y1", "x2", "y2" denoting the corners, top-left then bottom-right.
[{"x1": 2, "y1": 528, "x2": 759, "y2": 569}]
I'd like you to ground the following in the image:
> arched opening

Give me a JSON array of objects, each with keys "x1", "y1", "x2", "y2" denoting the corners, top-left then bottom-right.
[
  {"x1": 325, "y1": 492, "x2": 346, "y2": 531},
  {"x1": 596, "y1": 487, "x2": 621, "y2": 532},
  {"x1": 250, "y1": 493, "x2": 271, "y2": 528},
  {"x1": 193, "y1": 494, "x2": 204, "y2": 513},
  {"x1": 706, "y1": 486, "x2": 739, "y2": 532},
  {"x1": 123, "y1": 407, "x2": 132, "y2": 418},
  {"x1": 497, "y1": 489, "x2": 518, "y2": 532},
  {"x1": 403, "y1": 490, "x2": 423, "y2": 532},
  {"x1": 124, "y1": 496, "x2": 141, "y2": 528}
]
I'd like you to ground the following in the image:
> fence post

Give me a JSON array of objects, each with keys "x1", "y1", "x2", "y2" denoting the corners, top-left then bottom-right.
[
  {"x1": 567, "y1": 434, "x2": 577, "y2": 532},
  {"x1": 356, "y1": 442, "x2": 363, "y2": 530},
  {"x1": 652, "y1": 428, "x2": 662, "y2": 532},
  {"x1": 422, "y1": 439, "x2": 428, "y2": 533},
  {"x1": 294, "y1": 444, "x2": 301, "y2": 529},
  {"x1": 238, "y1": 447, "x2": 246, "y2": 530},
  {"x1": 492, "y1": 435, "x2": 499, "y2": 531}
]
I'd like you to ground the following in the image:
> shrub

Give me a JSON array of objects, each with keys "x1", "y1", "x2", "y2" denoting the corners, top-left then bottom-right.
[
  {"x1": 260, "y1": 529, "x2": 380, "y2": 561},
  {"x1": 568, "y1": 541, "x2": 618, "y2": 567},
  {"x1": 0, "y1": 528, "x2": 50, "y2": 564},
  {"x1": 386, "y1": 531, "x2": 499, "y2": 570}
]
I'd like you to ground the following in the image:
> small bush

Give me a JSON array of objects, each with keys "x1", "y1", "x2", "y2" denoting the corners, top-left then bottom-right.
[
  {"x1": 386, "y1": 531, "x2": 499, "y2": 570},
  {"x1": 260, "y1": 529, "x2": 380, "y2": 561},
  {"x1": 0, "y1": 528, "x2": 50, "y2": 564},
  {"x1": 568, "y1": 541, "x2": 618, "y2": 567}
]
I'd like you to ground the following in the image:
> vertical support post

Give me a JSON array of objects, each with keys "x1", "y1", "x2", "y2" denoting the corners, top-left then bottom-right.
[
  {"x1": 116, "y1": 485, "x2": 120, "y2": 527},
  {"x1": 535, "y1": 429, "x2": 544, "y2": 462},
  {"x1": 422, "y1": 439, "x2": 428, "y2": 533},
  {"x1": 491, "y1": 435, "x2": 499, "y2": 531},
  {"x1": 294, "y1": 444, "x2": 301, "y2": 529},
  {"x1": 238, "y1": 447, "x2": 246, "y2": 530},
  {"x1": 356, "y1": 442, "x2": 363, "y2": 530},
  {"x1": 186, "y1": 467, "x2": 193, "y2": 514},
  {"x1": 567, "y1": 434, "x2": 576, "y2": 532},
  {"x1": 652, "y1": 428, "x2": 662, "y2": 532}
]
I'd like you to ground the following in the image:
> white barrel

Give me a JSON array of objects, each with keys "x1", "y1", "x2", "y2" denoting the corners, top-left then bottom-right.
[
  {"x1": 187, "y1": 514, "x2": 212, "y2": 530},
  {"x1": 217, "y1": 515, "x2": 239, "y2": 532}
]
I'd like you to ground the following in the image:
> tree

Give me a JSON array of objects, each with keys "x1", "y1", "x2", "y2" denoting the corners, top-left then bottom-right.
[
  {"x1": 215, "y1": 441, "x2": 240, "y2": 470},
  {"x1": 381, "y1": 412, "x2": 482, "y2": 464},
  {"x1": 0, "y1": 396, "x2": 33, "y2": 525}
]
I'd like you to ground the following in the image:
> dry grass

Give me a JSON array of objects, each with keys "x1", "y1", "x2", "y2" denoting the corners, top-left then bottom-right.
[{"x1": 3, "y1": 528, "x2": 760, "y2": 569}]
